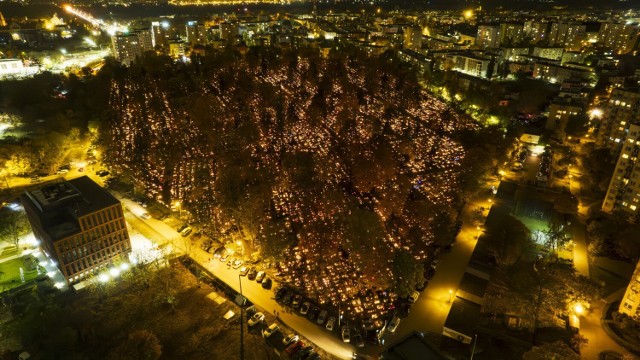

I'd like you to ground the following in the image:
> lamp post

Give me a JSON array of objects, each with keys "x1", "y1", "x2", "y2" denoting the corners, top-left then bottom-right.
[
  {"x1": 239, "y1": 273, "x2": 244, "y2": 360},
  {"x1": 173, "y1": 200, "x2": 183, "y2": 220},
  {"x1": 448, "y1": 289, "x2": 453, "y2": 304},
  {"x1": 476, "y1": 226, "x2": 481, "y2": 240},
  {"x1": 470, "y1": 334, "x2": 478, "y2": 359}
]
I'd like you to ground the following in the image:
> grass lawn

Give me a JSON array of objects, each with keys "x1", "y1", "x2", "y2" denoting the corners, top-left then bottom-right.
[{"x1": 0, "y1": 256, "x2": 40, "y2": 291}]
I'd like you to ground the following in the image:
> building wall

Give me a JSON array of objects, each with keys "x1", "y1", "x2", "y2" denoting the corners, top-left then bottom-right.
[
  {"x1": 599, "y1": 22, "x2": 639, "y2": 55},
  {"x1": 603, "y1": 123, "x2": 640, "y2": 217},
  {"x1": 549, "y1": 22, "x2": 586, "y2": 51},
  {"x1": 620, "y1": 260, "x2": 640, "y2": 317},
  {"x1": 596, "y1": 89, "x2": 640, "y2": 154},
  {"x1": 547, "y1": 103, "x2": 582, "y2": 133},
  {"x1": 54, "y1": 204, "x2": 130, "y2": 283},
  {"x1": 477, "y1": 25, "x2": 500, "y2": 49}
]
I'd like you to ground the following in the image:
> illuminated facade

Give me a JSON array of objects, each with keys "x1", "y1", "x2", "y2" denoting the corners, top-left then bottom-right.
[
  {"x1": 476, "y1": 25, "x2": 500, "y2": 49},
  {"x1": 603, "y1": 123, "x2": 640, "y2": 217},
  {"x1": 596, "y1": 88, "x2": 640, "y2": 154},
  {"x1": 620, "y1": 260, "x2": 640, "y2": 317},
  {"x1": 548, "y1": 22, "x2": 586, "y2": 51},
  {"x1": 21, "y1": 177, "x2": 131, "y2": 285},
  {"x1": 599, "y1": 22, "x2": 639, "y2": 55}
]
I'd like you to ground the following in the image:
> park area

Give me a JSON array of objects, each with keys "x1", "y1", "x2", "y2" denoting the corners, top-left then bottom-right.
[{"x1": 0, "y1": 248, "x2": 41, "y2": 292}]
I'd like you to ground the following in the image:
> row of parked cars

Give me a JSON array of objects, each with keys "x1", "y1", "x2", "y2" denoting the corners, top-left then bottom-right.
[
  {"x1": 260, "y1": 320, "x2": 321, "y2": 359},
  {"x1": 537, "y1": 148, "x2": 553, "y2": 182},
  {"x1": 273, "y1": 286, "x2": 366, "y2": 348}
]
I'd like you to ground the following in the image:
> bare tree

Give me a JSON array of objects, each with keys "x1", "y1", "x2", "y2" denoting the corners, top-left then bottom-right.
[{"x1": 0, "y1": 207, "x2": 30, "y2": 249}]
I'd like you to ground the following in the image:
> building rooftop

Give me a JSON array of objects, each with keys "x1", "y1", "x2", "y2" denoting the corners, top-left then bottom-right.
[
  {"x1": 379, "y1": 331, "x2": 446, "y2": 360},
  {"x1": 22, "y1": 176, "x2": 119, "y2": 241},
  {"x1": 443, "y1": 297, "x2": 482, "y2": 337}
]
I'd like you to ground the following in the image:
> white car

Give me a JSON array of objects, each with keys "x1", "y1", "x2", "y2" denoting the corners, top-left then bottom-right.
[
  {"x1": 300, "y1": 302, "x2": 310, "y2": 315},
  {"x1": 140, "y1": 212, "x2": 151, "y2": 219},
  {"x1": 409, "y1": 291, "x2": 420, "y2": 303},
  {"x1": 282, "y1": 333, "x2": 299, "y2": 346},
  {"x1": 248, "y1": 312, "x2": 265, "y2": 326},
  {"x1": 341, "y1": 327, "x2": 350, "y2": 343},
  {"x1": 387, "y1": 316, "x2": 400, "y2": 333},
  {"x1": 262, "y1": 323, "x2": 279, "y2": 338},
  {"x1": 256, "y1": 271, "x2": 266, "y2": 283},
  {"x1": 326, "y1": 317, "x2": 336, "y2": 331}
]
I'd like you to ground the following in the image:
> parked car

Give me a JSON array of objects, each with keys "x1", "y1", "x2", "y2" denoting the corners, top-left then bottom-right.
[
  {"x1": 261, "y1": 277, "x2": 272, "y2": 289},
  {"x1": 430, "y1": 259, "x2": 440, "y2": 270},
  {"x1": 275, "y1": 287, "x2": 287, "y2": 301},
  {"x1": 353, "y1": 333, "x2": 365, "y2": 348},
  {"x1": 387, "y1": 316, "x2": 400, "y2": 333},
  {"x1": 300, "y1": 302, "x2": 310, "y2": 315},
  {"x1": 247, "y1": 267, "x2": 257, "y2": 280},
  {"x1": 177, "y1": 224, "x2": 189, "y2": 232},
  {"x1": 283, "y1": 292, "x2": 293, "y2": 305},
  {"x1": 317, "y1": 310, "x2": 328, "y2": 325},
  {"x1": 308, "y1": 307, "x2": 319, "y2": 320},
  {"x1": 248, "y1": 312, "x2": 265, "y2": 326},
  {"x1": 341, "y1": 327, "x2": 351, "y2": 342},
  {"x1": 255, "y1": 271, "x2": 266, "y2": 283},
  {"x1": 232, "y1": 259, "x2": 244, "y2": 269},
  {"x1": 408, "y1": 291, "x2": 420, "y2": 303},
  {"x1": 297, "y1": 346, "x2": 314, "y2": 359},
  {"x1": 214, "y1": 247, "x2": 226, "y2": 258},
  {"x1": 239, "y1": 266, "x2": 249, "y2": 276},
  {"x1": 285, "y1": 341, "x2": 304, "y2": 356},
  {"x1": 326, "y1": 316, "x2": 336, "y2": 331},
  {"x1": 220, "y1": 252, "x2": 230, "y2": 262},
  {"x1": 292, "y1": 294, "x2": 302, "y2": 309},
  {"x1": 425, "y1": 267, "x2": 435, "y2": 280},
  {"x1": 140, "y1": 212, "x2": 151, "y2": 219},
  {"x1": 262, "y1": 323, "x2": 280, "y2": 338},
  {"x1": 283, "y1": 333, "x2": 299, "y2": 346}
]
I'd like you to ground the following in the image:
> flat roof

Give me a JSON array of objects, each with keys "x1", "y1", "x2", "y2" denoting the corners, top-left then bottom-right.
[
  {"x1": 22, "y1": 176, "x2": 120, "y2": 241},
  {"x1": 459, "y1": 271, "x2": 489, "y2": 299},
  {"x1": 380, "y1": 331, "x2": 446, "y2": 360},
  {"x1": 443, "y1": 298, "x2": 482, "y2": 337}
]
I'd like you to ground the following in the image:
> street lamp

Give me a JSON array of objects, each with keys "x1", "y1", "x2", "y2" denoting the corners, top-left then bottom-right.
[
  {"x1": 448, "y1": 289, "x2": 453, "y2": 304},
  {"x1": 236, "y1": 240, "x2": 243, "y2": 258},
  {"x1": 173, "y1": 200, "x2": 183, "y2": 219},
  {"x1": 476, "y1": 226, "x2": 481, "y2": 240}
]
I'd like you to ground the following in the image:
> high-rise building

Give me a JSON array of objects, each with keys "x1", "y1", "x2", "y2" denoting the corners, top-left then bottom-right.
[
  {"x1": 602, "y1": 123, "x2": 640, "y2": 217},
  {"x1": 151, "y1": 21, "x2": 169, "y2": 49},
  {"x1": 548, "y1": 22, "x2": 586, "y2": 51},
  {"x1": 21, "y1": 177, "x2": 131, "y2": 285},
  {"x1": 599, "y1": 22, "x2": 639, "y2": 55},
  {"x1": 185, "y1": 21, "x2": 207, "y2": 45},
  {"x1": 476, "y1": 25, "x2": 500, "y2": 49},
  {"x1": 403, "y1": 25, "x2": 422, "y2": 50},
  {"x1": 133, "y1": 27, "x2": 154, "y2": 53},
  {"x1": 111, "y1": 28, "x2": 156, "y2": 65},
  {"x1": 111, "y1": 33, "x2": 142, "y2": 66},
  {"x1": 524, "y1": 21, "x2": 548, "y2": 44},
  {"x1": 620, "y1": 260, "x2": 640, "y2": 317},
  {"x1": 596, "y1": 88, "x2": 640, "y2": 154},
  {"x1": 220, "y1": 21, "x2": 239, "y2": 43},
  {"x1": 499, "y1": 23, "x2": 524, "y2": 46}
]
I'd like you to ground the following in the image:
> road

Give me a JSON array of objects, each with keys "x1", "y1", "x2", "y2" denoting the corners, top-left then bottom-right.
[
  {"x1": 381, "y1": 179, "x2": 497, "y2": 346},
  {"x1": 107, "y1": 188, "x2": 357, "y2": 359}
]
